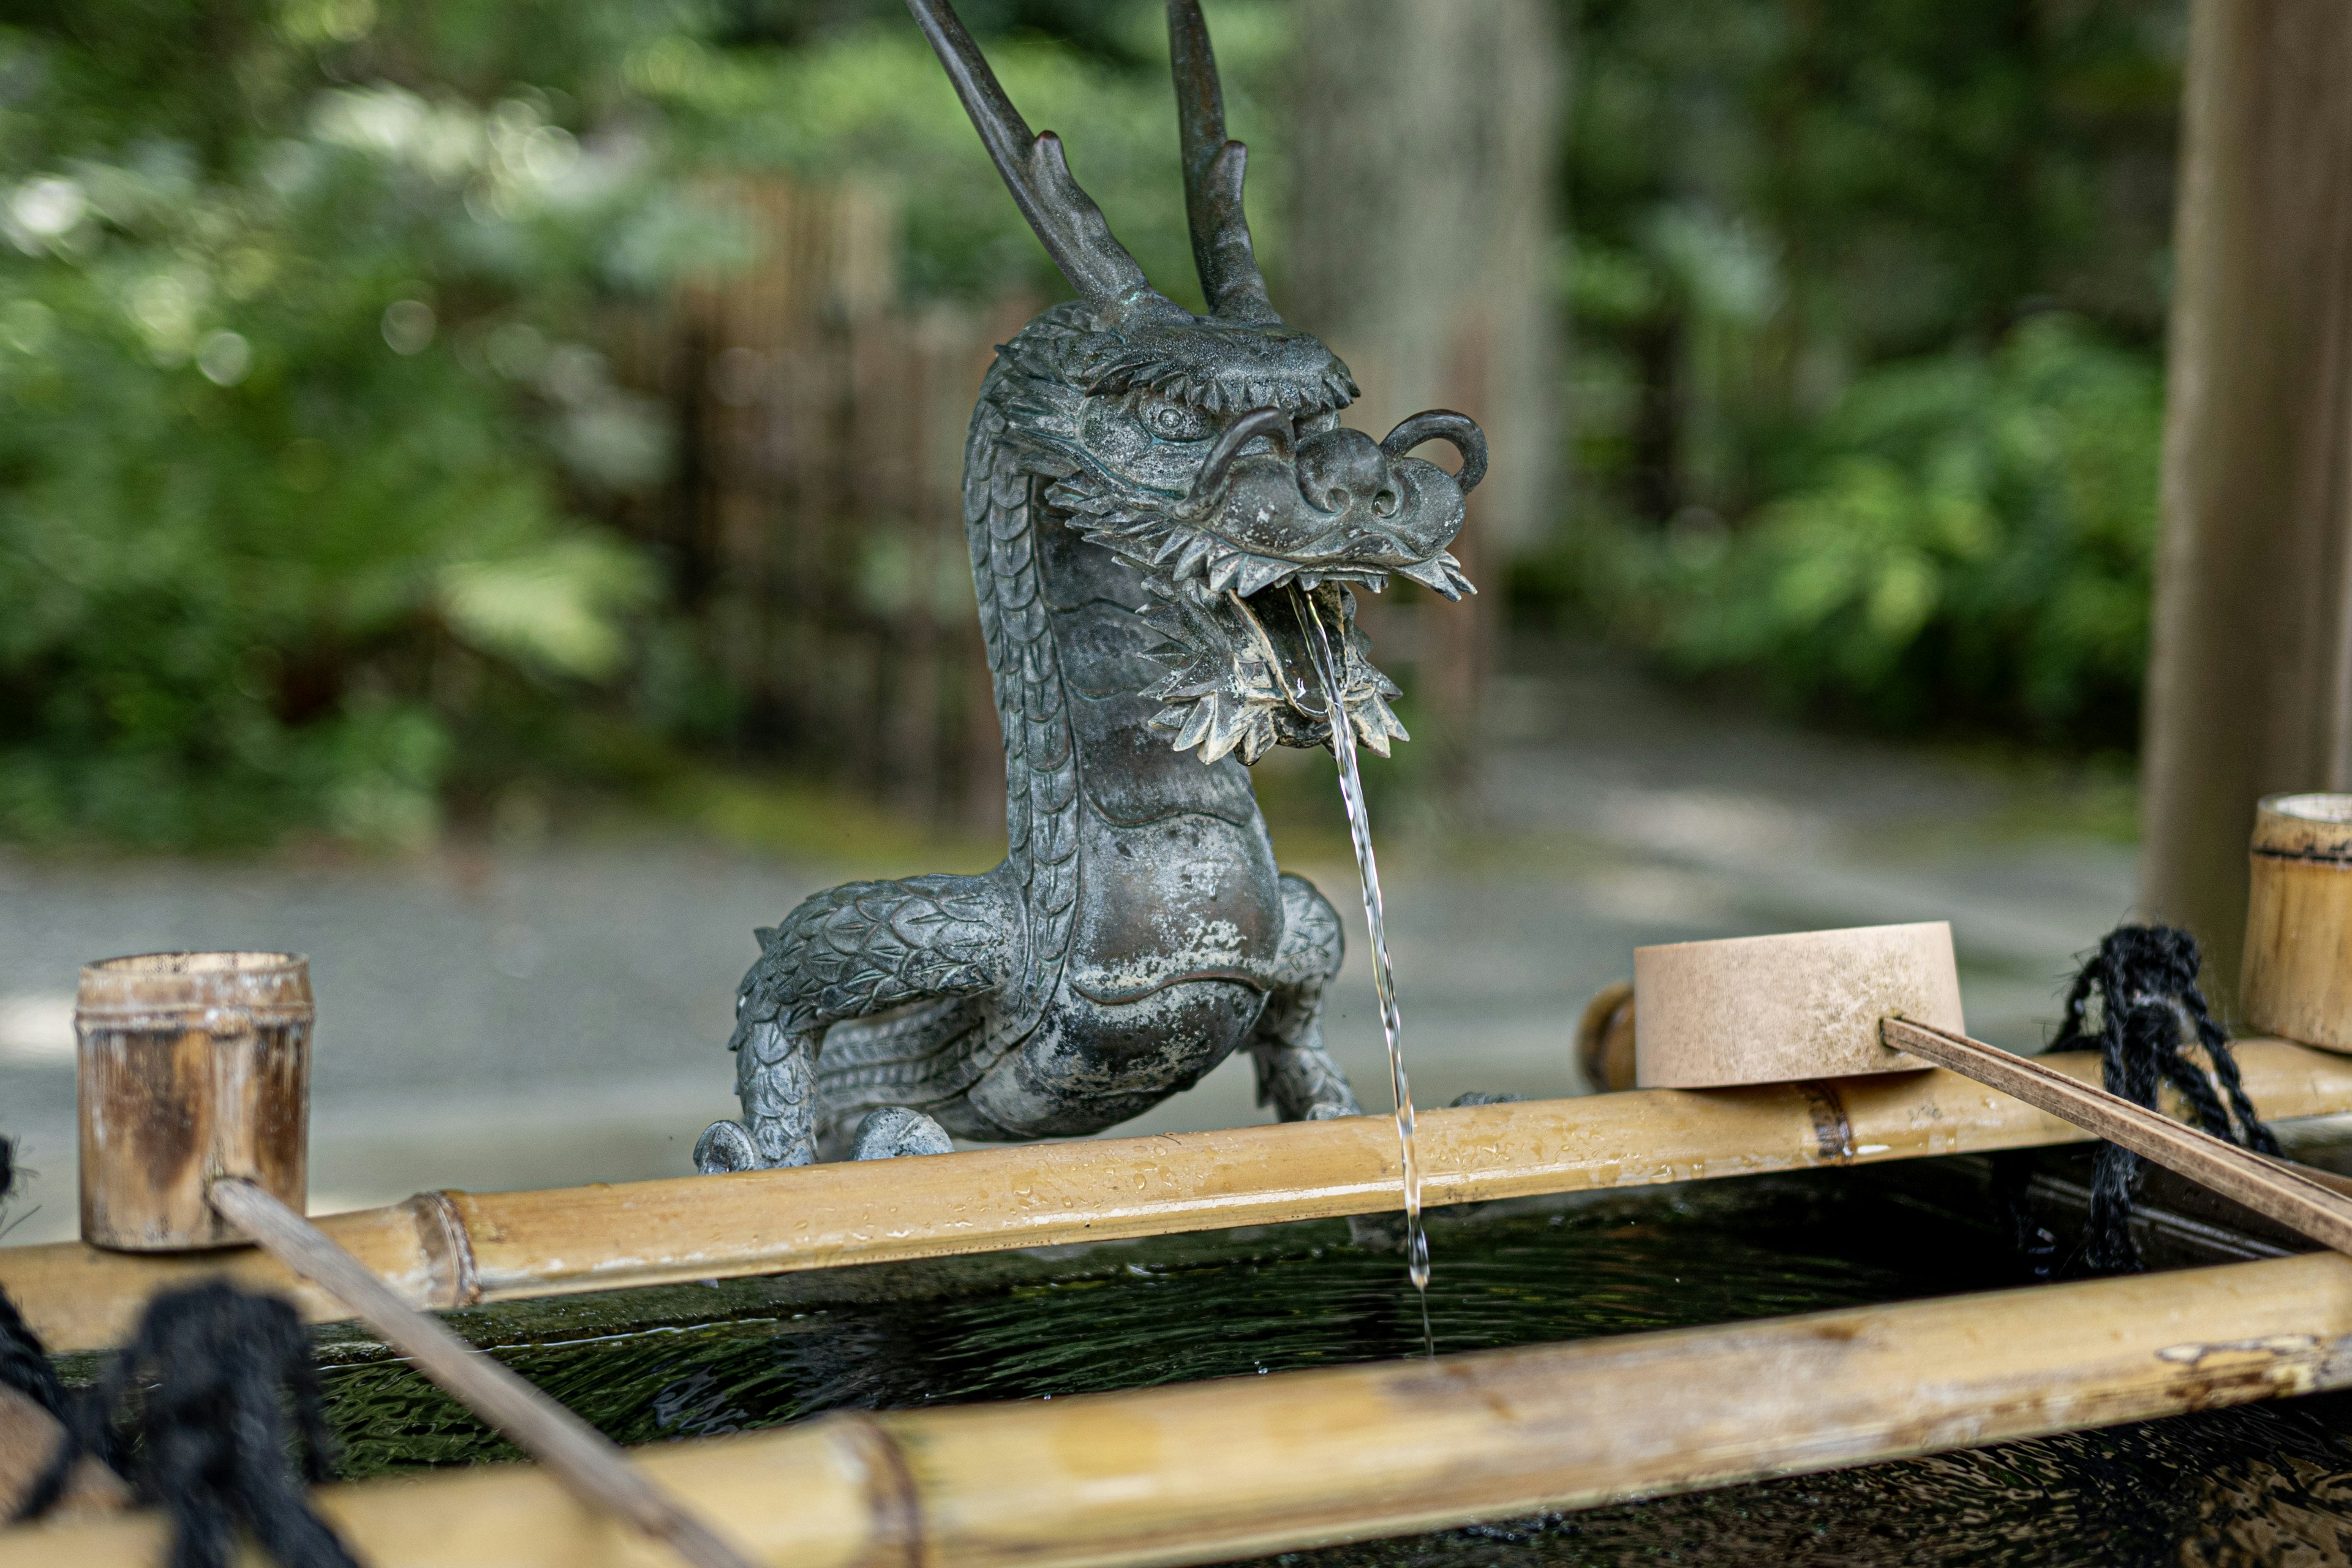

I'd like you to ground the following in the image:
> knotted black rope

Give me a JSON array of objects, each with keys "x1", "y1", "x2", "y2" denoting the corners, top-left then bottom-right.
[
  {"x1": 4, "y1": 1137, "x2": 358, "y2": 1562},
  {"x1": 2052, "y1": 925, "x2": 2281, "y2": 1272},
  {"x1": 0, "y1": 1140, "x2": 69, "y2": 1426},
  {"x1": 23, "y1": 1280, "x2": 361, "y2": 1567}
]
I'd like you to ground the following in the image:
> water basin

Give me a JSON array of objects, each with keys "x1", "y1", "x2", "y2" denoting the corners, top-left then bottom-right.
[{"x1": 99, "y1": 1130, "x2": 2350, "y2": 1566}]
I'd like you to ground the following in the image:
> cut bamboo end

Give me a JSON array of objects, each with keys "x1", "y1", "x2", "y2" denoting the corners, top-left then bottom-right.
[
  {"x1": 11, "y1": 1249, "x2": 2352, "y2": 1568},
  {"x1": 2243, "y1": 793, "x2": 2352, "y2": 1053},
  {"x1": 10, "y1": 1040, "x2": 2352, "y2": 1355},
  {"x1": 1574, "y1": 981, "x2": 1635, "y2": 1092},
  {"x1": 1634, "y1": 922, "x2": 1961, "y2": 1088},
  {"x1": 75, "y1": 951, "x2": 313, "y2": 1251}
]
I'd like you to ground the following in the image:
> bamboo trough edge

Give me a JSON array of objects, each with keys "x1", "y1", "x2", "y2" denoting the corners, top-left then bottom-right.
[
  {"x1": 9, "y1": 1038, "x2": 2352, "y2": 1355},
  {"x1": 10, "y1": 1246, "x2": 2352, "y2": 1568}
]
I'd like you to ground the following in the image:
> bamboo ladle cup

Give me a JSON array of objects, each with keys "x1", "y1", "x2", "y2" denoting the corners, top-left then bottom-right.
[
  {"x1": 71, "y1": 952, "x2": 757, "y2": 1568},
  {"x1": 1634, "y1": 922, "x2": 2352, "y2": 1256}
]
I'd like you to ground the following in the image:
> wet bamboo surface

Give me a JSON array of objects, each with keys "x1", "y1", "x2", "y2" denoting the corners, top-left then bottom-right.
[
  {"x1": 10, "y1": 1039, "x2": 2352, "y2": 1355},
  {"x1": 11, "y1": 1248, "x2": 2352, "y2": 1568}
]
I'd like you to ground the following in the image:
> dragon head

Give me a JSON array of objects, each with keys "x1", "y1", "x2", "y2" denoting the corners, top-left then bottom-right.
[{"x1": 914, "y1": 0, "x2": 1484, "y2": 765}]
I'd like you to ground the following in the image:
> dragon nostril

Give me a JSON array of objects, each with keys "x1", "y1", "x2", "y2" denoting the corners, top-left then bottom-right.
[
  {"x1": 1373, "y1": 489, "x2": 1400, "y2": 518},
  {"x1": 1296, "y1": 425, "x2": 1395, "y2": 515}
]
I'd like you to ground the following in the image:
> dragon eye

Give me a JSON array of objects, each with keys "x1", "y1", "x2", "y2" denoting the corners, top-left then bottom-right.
[{"x1": 1144, "y1": 400, "x2": 1211, "y2": 442}]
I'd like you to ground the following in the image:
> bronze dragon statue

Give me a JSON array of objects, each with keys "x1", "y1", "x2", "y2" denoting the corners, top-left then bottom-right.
[{"x1": 695, "y1": 0, "x2": 1483, "y2": 1172}]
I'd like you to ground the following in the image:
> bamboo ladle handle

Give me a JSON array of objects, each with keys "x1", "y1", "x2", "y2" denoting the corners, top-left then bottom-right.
[
  {"x1": 1880, "y1": 1017, "x2": 2352, "y2": 1256},
  {"x1": 208, "y1": 1178, "x2": 760, "y2": 1568}
]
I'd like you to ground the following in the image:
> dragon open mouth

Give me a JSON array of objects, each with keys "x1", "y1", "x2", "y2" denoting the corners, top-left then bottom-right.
[
  {"x1": 1137, "y1": 577, "x2": 1406, "y2": 764},
  {"x1": 1044, "y1": 400, "x2": 1485, "y2": 767}
]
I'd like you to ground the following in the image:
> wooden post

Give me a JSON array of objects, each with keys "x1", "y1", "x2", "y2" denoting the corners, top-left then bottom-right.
[
  {"x1": 75, "y1": 952, "x2": 312, "y2": 1251},
  {"x1": 2139, "y1": 2, "x2": 2352, "y2": 997}
]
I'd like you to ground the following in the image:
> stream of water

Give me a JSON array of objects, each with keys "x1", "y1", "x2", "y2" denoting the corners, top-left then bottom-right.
[{"x1": 1294, "y1": 589, "x2": 1431, "y2": 1350}]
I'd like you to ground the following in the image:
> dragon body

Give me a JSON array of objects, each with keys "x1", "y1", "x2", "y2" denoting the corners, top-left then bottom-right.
[{"x1": 696, "y1": 0, "x2": 1482, "y2": 1172}]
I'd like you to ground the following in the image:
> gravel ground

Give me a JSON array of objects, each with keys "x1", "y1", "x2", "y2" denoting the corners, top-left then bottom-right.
[{"x1": 0, "y1": 643, "x2": 2136, "y2": 1245}]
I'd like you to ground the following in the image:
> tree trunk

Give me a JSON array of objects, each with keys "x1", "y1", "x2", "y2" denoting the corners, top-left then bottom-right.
[
  {"x1": 2139, "y1": 0, "x2": 2352, "y2": 998},
  {"x1": 1287, "y1": 0, "x2": 1563, "y2": 782}
]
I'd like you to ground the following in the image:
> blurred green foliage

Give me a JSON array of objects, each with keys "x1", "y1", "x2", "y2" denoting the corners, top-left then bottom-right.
[
  {"x1": 0, "y1": 2, "x2": 741, "y2": 848},
  {"x1": 2, "y1": 0, "x2": 2196, "y2": 851},
  {"x1": 643, "y1": 0, "x2": 1288, "y2": 304},
  {"x1": 1634, "y1": 314, "x2": 2162, "y2": 744},
  {"x1": 0, "y1": 0, "x2": 1287, "y2": 851},
  {"x1": 1540, "y1": 0, "x2": 2183, "y2": 745}
]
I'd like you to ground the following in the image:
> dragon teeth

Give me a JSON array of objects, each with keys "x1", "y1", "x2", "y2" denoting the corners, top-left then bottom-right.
[
  {"x1": 1205, "y1": 552, "x2": 1245, "y2": 594},
  {"x1": 1398, "y1": 557, "x2": 1464, "y2": 600},
  {"x1": 1233, "y1": 555, "x2": 1292, "y2": 597}
]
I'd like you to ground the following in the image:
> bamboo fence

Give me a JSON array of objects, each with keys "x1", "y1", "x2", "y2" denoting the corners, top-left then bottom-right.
[
  {"x1": 10, "y1": 1039, "x2": 2352, "y2": 1355},
  {"x1": 606, "y1": 178, "x2": 1021, "y2": 829}
]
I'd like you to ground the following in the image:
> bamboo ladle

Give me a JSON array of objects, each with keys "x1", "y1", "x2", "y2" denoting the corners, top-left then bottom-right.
[{"x1": 1635, "y1": 922, "x2": 2352, "y2": 1257}]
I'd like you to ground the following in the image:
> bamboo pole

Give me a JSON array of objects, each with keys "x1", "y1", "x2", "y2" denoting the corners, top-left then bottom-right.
[
  {"x1": 209, "y1": 1178, "x2": 758, "y2": 1568},
  {"x1": 0, "y1": 1387, "x2": 124, "y2": 1522},
  {"x1": 9, "y1": 1249, "x2": 2352, "y2": 1568},
  {"x1": 1883, "y1": 1018, "x2": 2352, "y2": 1253},
  {"x1": 10, "y1": 1039, "x2": 2352, "y2": 1355}
]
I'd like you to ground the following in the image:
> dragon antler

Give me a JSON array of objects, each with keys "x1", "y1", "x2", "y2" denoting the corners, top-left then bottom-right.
[
  {"x1": 908, "y1": 0, "x2": 1278, "y2": 326},
  {"x1": 1166, "y1": 0, "x2": 1278, "y2": 323},
  {"x1": 905, "y1": 0, "x2": 1174, "y2": 319}
]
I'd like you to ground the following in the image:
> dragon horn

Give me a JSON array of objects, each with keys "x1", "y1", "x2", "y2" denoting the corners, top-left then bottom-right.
[
  {"x1": 905, "y1": 0, "x2": 1164, "y2": 315},
  {"x1": 1166, "y1": 0, "x2": 1279, "y2": 323}
]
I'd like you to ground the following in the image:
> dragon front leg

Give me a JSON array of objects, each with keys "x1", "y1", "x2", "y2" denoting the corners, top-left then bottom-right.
[
  {"x1": 1248, "y1": 872, "x2": 1363, "y2": 1123},
  {"x1": 695, "y1": 871, "x2": 1017, "y2": 1174}
]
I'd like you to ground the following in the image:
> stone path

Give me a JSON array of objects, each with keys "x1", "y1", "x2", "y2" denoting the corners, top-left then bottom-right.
[{"x1": 0, "y1": 642, "x2": 2136, "y2": 1245}]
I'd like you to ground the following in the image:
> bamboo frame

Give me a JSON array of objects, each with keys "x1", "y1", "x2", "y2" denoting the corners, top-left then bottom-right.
[
  {"x1": 10, "y1": 1248, "x2": 2352, "y2": 1568},
  {"x1": 9, "y1": 1040, "x2": 2352, "y2": 1355}
]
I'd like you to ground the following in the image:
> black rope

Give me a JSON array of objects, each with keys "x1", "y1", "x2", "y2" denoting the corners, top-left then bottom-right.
[
  {"x1": 0, "y1": 1139, "x2": 69, "y2": 1426},
  {"x1": 4, "y1": 1136, "x2": 360, "y2": 1562},
  {"x1": 2051, "y1": 924, "x2": 2281, "y2": 1273},
  {"x1": 23, "y1": 1280, "x2": 361, "y2": 1566}
]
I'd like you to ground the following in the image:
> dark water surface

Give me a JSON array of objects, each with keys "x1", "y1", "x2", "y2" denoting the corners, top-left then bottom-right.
[{"x1": 292, "y1": 1155, "x2": 2352, "y2": 1566}]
